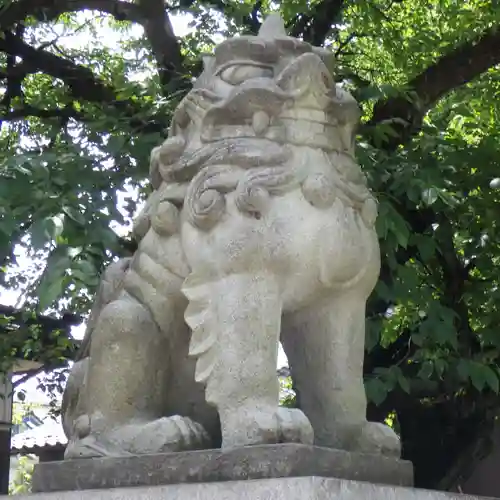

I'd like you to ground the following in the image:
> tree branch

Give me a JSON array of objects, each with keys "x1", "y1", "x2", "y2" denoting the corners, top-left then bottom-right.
[
  {"x1": 12, "y1": 366, "x2": 46, "y2": 388},
  {"x1": 0, "y1": 0, "x2": 143, "y2": 30},
  {"x1": 0, "y1": 0, "x2": 188, "y2": 99},
  {"x1": 0, "y1": 104, "x2": 84, "y2": 122},
  {"x1": 0, "y1": 31, "x2": 168, "y2": 133},
  {"x1": 0, "y1": 304, "x2": 81, "y2": 366},
  {"x1": 0, "y1": 304, "x2": 81, "y2": 331},
  {"x1": 137, "y1": 0, "x2": 185, "y2": 94},
  {"x1": 289, "y1": 0, "x2": 345, "y2": 46},
  {"x1": 370, "y1": 24, "x2": 500, "y2": 150},
  {"x1": 192, "y1": 0, "x2": 261, "y2": 34},
  {"x1": 434, "y1": 215, "x2": 481, "y2": 357}
]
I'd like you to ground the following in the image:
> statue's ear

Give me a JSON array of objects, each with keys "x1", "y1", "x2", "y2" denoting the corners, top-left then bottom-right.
[
  {"x1": 202, "y1": 55, "x2": 215, "y2": 74},
  {"x1": 313, "y1": 47, "x2": 335, "y2": 76},
  {"x1": 194, "y1": 54, "x2": 216, "y2": 89}
]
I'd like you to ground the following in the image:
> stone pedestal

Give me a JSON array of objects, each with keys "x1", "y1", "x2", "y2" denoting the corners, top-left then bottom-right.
[
  {"x1": 20, "y1": 476, "x2": 494, "y2": 500},
  {"x1": 32, "y1": 444, "x2": 413, "y2": 493}
]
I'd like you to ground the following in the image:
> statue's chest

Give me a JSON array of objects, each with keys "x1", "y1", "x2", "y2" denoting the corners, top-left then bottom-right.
[{"x1": 268, "y1": 193, "x2": 379, "y2": 308}]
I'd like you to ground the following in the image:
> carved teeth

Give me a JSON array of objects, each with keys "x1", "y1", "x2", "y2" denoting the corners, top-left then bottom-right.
[{"x1": 252, "y1": 110, "x2": 270, "y2": 135}]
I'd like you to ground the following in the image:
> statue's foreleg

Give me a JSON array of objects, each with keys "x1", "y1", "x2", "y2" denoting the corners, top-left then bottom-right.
[
  {"x1": 183, "y1": 272, "x2": 313, "y2": 449},
  {"x1": 281, "y1": 290, "x2": 401, "y2": 456}
]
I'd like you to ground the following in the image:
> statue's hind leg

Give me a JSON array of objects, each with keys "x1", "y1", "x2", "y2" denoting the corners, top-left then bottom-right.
[
  {"x1": 64, "y1": 292, "x2": 210, "y2": 458},
  {"x1": 281, "y1": 290, "x2": 401, "y2": 457},
  {"x1": 183, "y1": 272, "x2": 313, "y2": 449},
  {"x1": 62, "y1": 357, "x2": 89, "y2": 439}
]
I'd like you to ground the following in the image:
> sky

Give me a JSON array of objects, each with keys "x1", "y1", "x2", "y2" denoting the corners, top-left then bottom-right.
[{"x1": 1, "y1": 11, "x2": 288, "y2": 407}]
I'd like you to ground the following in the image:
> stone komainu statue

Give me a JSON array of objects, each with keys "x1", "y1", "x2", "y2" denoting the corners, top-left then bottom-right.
[{"x1": 62, "y1": 14, "x2": 400, "y2": 459}]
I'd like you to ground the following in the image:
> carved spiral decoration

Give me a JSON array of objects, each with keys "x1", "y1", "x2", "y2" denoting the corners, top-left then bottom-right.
[
  {"x1": 194, "y1": 189, "x2": 226, "y2": 226},
  {"x1": 185, "y1": 165, "x2": 237, "y2": 230},
  {"x1": 235, "y1": 185, "x2": 270, "y2": 217},
  {"x1": 185, "y1": 164, "x2": 301, "y2": 230},
  {"x1": 301, "y1": 173, "x2": 336, "y2": 209},
  {"x1": 188, "y1": 187, "x2": 226, "y2": 231},
  {"x1": 235, "y1": 167, "x2": 300, "y2": 217}
]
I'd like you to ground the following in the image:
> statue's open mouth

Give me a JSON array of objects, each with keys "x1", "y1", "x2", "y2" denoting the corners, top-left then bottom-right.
[
  {"x1": 193, "y1": 52, "x2": 358, "y2": 152},
  {"x1": 158, "y1": 137, "x2": 292, "y2": 183},
  {"x1": 198, "y1": 93, "x2": 350, "y2": 152}
]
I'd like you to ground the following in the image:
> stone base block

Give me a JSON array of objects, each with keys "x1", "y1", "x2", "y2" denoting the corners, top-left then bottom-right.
[
  {"x1": 32, "y1": 444, "x2": 413, "y2": 493},
  {"x1": 21, "y1": 476, "x2": 493, "y2": 500}
]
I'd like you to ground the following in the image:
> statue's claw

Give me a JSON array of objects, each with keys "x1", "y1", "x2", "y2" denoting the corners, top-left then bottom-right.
[
  {"x1": 64, "y1": 415, "x2": 211, "y2": 459},
  {"x1": 221, "y1": 405, "x2": 314, "y2": 449},
  {"x1": 277, "y1": 407, "x2": 314, "y2": 444},
  {"x1": 356, "y1": 422, "x2": 401, "y2": 457},
  {"x1": 64, "y1": 436, "x2": 133, "y2": 459}
]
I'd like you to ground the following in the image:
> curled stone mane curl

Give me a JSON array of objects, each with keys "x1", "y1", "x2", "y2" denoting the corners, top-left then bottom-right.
[
  {"x1": 181, "y1": 139, "x2": 300, "y2": 231},
  {"x1": 157, "y1": 137, "x2": 292, "y2": 183}
]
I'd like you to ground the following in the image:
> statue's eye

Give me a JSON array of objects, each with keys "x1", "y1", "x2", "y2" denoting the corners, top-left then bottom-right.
[{"x1": 219, "y1": 65, "x2": 273, "y2": 85}]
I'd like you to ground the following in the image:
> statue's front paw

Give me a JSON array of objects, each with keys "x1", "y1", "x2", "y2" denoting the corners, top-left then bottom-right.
[
  {"x1": 357, "y1": 422, "x2": 401, "y2": 457},
  {"x1": 221, "y1": 405, "x2": 313, "y2": 449}
]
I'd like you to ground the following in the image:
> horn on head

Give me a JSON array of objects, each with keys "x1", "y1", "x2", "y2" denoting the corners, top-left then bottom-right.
[{"x1": 258, "y1": 13, "x2": 287, "y2": 39}]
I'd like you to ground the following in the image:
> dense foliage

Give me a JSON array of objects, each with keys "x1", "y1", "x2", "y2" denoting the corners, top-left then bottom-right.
[
  {"x1": 8, "y1": 401, "x2": 41, "y2": 495},
  {"x1": 1, "y1": 0, "x2": 500, "y2": 490},
  {"x1": 9, "y1": 455, "x2": 33, "y2": 495}
]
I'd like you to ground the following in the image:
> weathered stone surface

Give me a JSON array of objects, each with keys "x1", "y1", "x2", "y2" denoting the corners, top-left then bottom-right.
[
  {"x1": 61, "y1": 11, "x2": 400, "y2": 461},
  {"x1": 24, "y1": 477, "x2": 493, "y2": 500},
  {"x1": 32, "y1": 444, "x2": 412, "y2": 493}
]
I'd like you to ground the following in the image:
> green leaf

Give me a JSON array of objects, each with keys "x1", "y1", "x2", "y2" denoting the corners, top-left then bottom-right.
[
  {"x1": 37, "y1": 276, "x2": 65, "y2": 312},
  {"x1": 468, "y1": 362, "x2": 487, "y2": 392},
  {"x1": 456, "y1": 360, "x2": 500, "y2": 393},
  {"x1": 48, "y1": 216, "x2": 65, "y2": 239},
  {"x1": 365, "y1": 319, "x2": 381, "y2": 351},
  {"x1": 483, "y1": 366, "x2": 500, "y2": 393},
  {"x1": 29, "y1": 219, "x2": 50, "y2": 250},
  {"x1": 356, "y1": 85, "x2": 384, "y2": 102},
  {"x1": 387, "y1": 204, "x2": 410, "y2": 248},
  {"x1": 434, "y1": 359, "x2": 447, "y2": 378},
  {"x1": 421, "y1": 187, "x2": 439, "y2": 206},
  {"x1": 72, "y1": 259, "x2": 100, "y2": 287},
  {"x1": 457, "y1": 359, "x2": 471, "y2": 382},
  {"x1": 414, "y1": 235, "x2": 436, "y2": 262},
  {"x1": 397, "y1": 372, "x2": 411, "y2": 393},
  {"x1": 418, "y1": 361, "x2": 434, "y2": 380},
  {"x1": 107, "y1": 135, "x2": 127, "y2": 154},
  {"x1": 62, "y1": 206, "x2": 86, "y2": 226},
  {"x1": 365, "y1": 378, "x2": 389, "y2": 406},
  {"x1": 36, "y1": 247, "x2": 72, "y2": 311}
]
